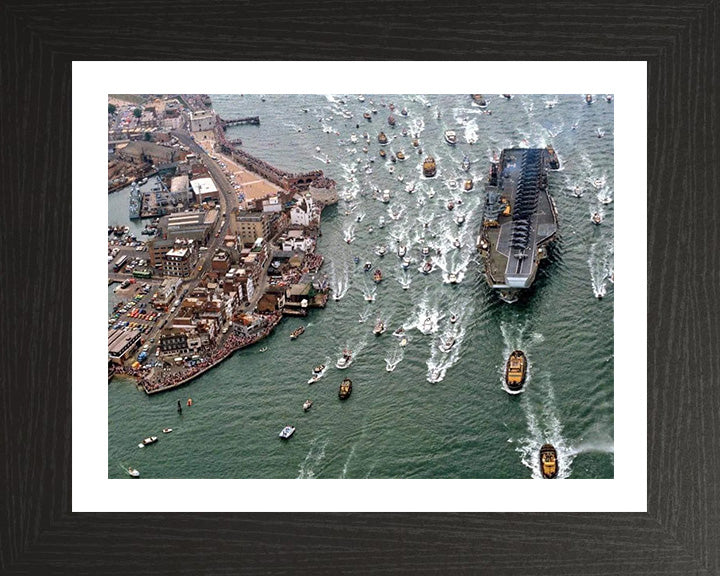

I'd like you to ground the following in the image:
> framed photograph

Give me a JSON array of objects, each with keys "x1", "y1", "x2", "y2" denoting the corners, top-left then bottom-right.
[{"x1": 3, "y1": 3, "x2": 717, "y2": 574}]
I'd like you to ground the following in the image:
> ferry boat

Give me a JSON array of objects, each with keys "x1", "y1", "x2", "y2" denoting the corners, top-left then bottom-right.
[
  {"x1": 471, "y1": 94, "x2": 487, "y2": 107},
  {"x1": 504, "y1": 350, "x2": 527, "y2": 393},
  {"x1": 279, "y1": 426, "x2": 296, "y2": 439},
  {"x1": 440, "y1": 336, "x2": 456, "y2": 352},
  {"x1": 336, "y1": 349, "x2": 353, "y2": 369},
  {"x1": 378, "y1": 132, "x2": 388, "y2": 145},
  {"x1": 461, "y1": 155, "x2": 470, "y2": 172},
  {"x1": 422, "y1": 155, "x2": 437, "y2": 178},
  {"x1": 540, "y1": 444, "x2": 558, "y2": 478},
  {"x1": 138, "y1": 436, "x2": 158, "y2": 448},
  {"x1": 396, "y1": 150, "x2": 406, "y2": 161},
  {"x1": 373, "y1": 269, "x2": 383, "y2": 283},
  {"x1": 464, "y1": 179, "x2": 473, "y2": 191},
  {"x1": 290, "y1": 326, "x2": 305, "y2": 340},
  {"x1": 373, "y1": 319, "x2": 386, "y2": 336},
  {"x1": 591, "y1": 212, "x2": 603, "y2": 225},
  {"x1": 339, "y1": 378, "x2": 353, "y2": 400},
  {"x1": 302, "y1": 399, "x2": 313, "y2": 412},
  {"x1": 127, "y1": 467, "x2": 140, "y2": 478},
  {"x1": 444, "y1": 130, "x2": 458, "y2": 145}
]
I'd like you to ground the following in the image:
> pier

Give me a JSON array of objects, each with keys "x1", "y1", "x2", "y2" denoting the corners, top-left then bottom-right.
[{"x1": 219, "y1": 116, "x2": 260, "y2": 129}]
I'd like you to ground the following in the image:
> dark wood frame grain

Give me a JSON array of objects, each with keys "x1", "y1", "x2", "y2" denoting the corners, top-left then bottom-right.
[{"x1": 2, "y1": 1, "x2": 718, "y2": 574}]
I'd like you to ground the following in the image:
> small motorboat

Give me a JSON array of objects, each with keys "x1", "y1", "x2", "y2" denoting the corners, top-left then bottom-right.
[
  {"x1": 363, "y1": 112, "x2": 372, "y2": 120},
  {"x1": 396, "y1": 150, "x2": 406, "y2": 161},
  {"x1": 303, "y1": 400, "x2": 313, "y2": 412},
  {"x1": 381, "y1": 190, "x2": 391, "y2": 203},
  {"x1": 279, "y1": 426, "x2": 296, "y2": 440},
  {"x1": 464, "y1": 179, "x2": 473, "y2": 191},
  {"x1": 399, "y1": 337, "x2": 408, "y2": 347},
  {"x1": 471, "y1": 94, "x2": 487, "y2": 107},
  {"x1": 401, "y1": 257, "x2": 411, "y2": 269},
  {"x1": 605, "y1": 94, "x2": 613, "y2": 103},
  {"x1": 591, "y1": 212, "x2": 603, "y2": 225},
  {"x1": 421, "y1": 245, "x2": 430, "y2": 256},
  {"x1": 405, "y1": 182, "x2": 415, "y2": 193},
  {"x1": 571, "y1": 186, "x2": 584, "y2": 198},
  {"x1": 505, "y1": 350, "x2": 527, "y2": 393},
  {"x1": 364, "y1": 293, "x2": 376, "y2": 302},
  {"x1": 336, "y1": 349, "x2": 353, "y2": 369},
  {"x1": 353, "y1": 256, "x2": 361, "y2": 264},
  {"x1": 364, "y1": 261, "x2": 373, "y2": 272},
  {"x1": 455, "y1": 213, "x2": 465, "y2": 226},
  {"x1": 449, "y1": 314, "x2": 458, "y2": 324},
  {"x1": 440, "y1": 336, "x2": 456, "y2": 353},
  {"x1": 596, "y1": 128, "x2": 605, "y2": 138},
  {"x1": 540, "y1": 444, "x2": 558, "y2": 478},
  {"x1": 378, "y1": 131, "x2": 388, "y2": 145},
  {"x1": 259, "y1": 347, "x2": 268, "y2": 353},
  {"x1": 378, "y1": 216, "x2": 386, "y2": 228},
  {"x1": 412, "y1": 138, "x2": 420, "y2": 148},
  {"x1": 138, "y1": 436, "x2": 158, "y2": 448},
  {"x1": 461, "y1": 155, "x2": 470, "y2": 172},
  {"x1": 444, "y1": 130, "x2": 457, "y2": 145},
  {"x1": 453, "y1": 239, "x2": 461, "y2": 250},
  {"x1": 162, "y1": 428, "x2": 173, "y2": 434},
  {"x1": 290, "y1": 326, "x2": 305, "y2": 340},
  {"x1": 422, "y1": 261, "x2": 433, "y2": 275},
  {"x1": 448, "y1": 272, "x2": 458, "y2": 284},
  {"x1": 447, "y1": 201, "x2": 455, "y2": 211},
  {"x1": 373, "y1": 319, "x2": 386, "y2": 336},
  {"x1": 388, "y1": 115, "x2": 396, "y2": 126},
  {"x1": 127, "y1": 467, "x2": 140, "y2": 478},
  {"x1": 585, "y1": 94, "x2": 593, "y2": 104},
  {"x1": 397, "y1": 245, "x2": 407, "y2": 258},
  {"x1": 374, "y1": 245, "x2": 387, "y2": 257},
  {"x1": 373, "y1": 269, "x2": 383, "y2": 283},
  {"x1": 502, "y1": 94, "x2": 512, "y2": 100},
  {"x1": 379, "y1": 149, "x2": 387, "y2": 158},
  {"x1": 421, "y1": 317, "x2": 433, "y2": 334},
  {"x1": 339, "y1": 378, "x2": 353, "y2": 400},
  {"x1": 393, "y1": 327, "x2": 405, "y2": 338},
  {"x1": 313, "y1": 364, "x2": 326, "y2": 374},
  {"x1": 400, "y1": 107, "x2": 408, "y2": 116},
  {"x1": 422, "y1": 156, "x2": 437, "y2": 177}
]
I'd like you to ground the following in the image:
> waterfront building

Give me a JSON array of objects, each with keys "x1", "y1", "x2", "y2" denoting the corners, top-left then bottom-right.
[
  {"x1": 108, "y1": 328, "x2": 142, "y2": 365},
  {"x1": 257, "y1": 285, "x2": 286, "y2": 313},
  {"x1": 189, "y1": 110, "x2": 216, "y2": 132},
  {"x1": 159, "y1": 329, "x2": 190, "y2": 357},
  {"x1": 190, "y1": 177, "x2": 220, "y2": 203},
  {"x1": 162, "y1": 210, "x2": 218, "y2": 244},
  {"x1": 279, "y1": 229, "x2": 309, "y2": 253}
]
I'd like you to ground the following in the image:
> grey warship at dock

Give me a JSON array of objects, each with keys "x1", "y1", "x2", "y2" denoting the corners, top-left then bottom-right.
[{"x1": 477, "y1": 147, "x2": 559, "y2": 303}]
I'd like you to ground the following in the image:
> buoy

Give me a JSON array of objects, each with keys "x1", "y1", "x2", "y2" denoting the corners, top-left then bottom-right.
[{"x1": 187, "y1": 398, "x2": 193, "y2": 406}]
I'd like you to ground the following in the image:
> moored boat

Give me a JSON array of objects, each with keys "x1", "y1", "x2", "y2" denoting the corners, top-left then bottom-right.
[
  {"x1": 290, "y1": 326, "x2": 305, "y2": 340},
  {"x1": 339, "y1": 378, "x2": 352, "y2": 400},
  {"x1": 397, "y1": 244, "x2": 407, "y2": 258},
  {"x1": 455, "y1": 213, "x2": 465, "y2": 225},
  {"x1": 279, "y1": 425, "x2": 295, "y2": 439},
  {"x1": 504, "y1": 350, "x2": 527, "y2": 393},
  {"x1": 400, "y1": 107, "x2": 408, "y2": 116},
  {"x1": 422, "y1": 156, "x2": 437, "y2": 177},
  {"x1": 381, "y1": 189, "x2": 391, "y2": 203},
  {"x1": 449, "y1": 314, "x2": 458, "y2": 324},
  {"x1": 379, "y1": 149, "x2": 387, "y2": 158},
  {"x1": 540, "y1": 444, "x2": 558, "y2": 478}
]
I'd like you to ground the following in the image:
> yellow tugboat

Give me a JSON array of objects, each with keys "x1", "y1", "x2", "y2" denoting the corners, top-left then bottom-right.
[
  {"x1": 422, "y1": 156, "x2": 437, "y2": 178},
  {"x1": 540, "y1": 444, "x2": 558, "y2": 478},
  {"x1": 339, "y1": 378, "x2": 352, "y2": 400},
  {"x1": 504, "y1": 350, "x2": 527, "y2": 393},
  {"x1": 378, "y1": 131, "x2": 388, "y2": 145}
]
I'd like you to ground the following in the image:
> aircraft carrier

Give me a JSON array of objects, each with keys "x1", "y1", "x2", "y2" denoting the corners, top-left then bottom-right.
[{"x1": 477, "y1": 146, "x2": 560, "y2": 303}]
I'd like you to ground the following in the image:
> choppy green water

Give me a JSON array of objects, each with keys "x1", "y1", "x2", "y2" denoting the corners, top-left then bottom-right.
[{"x1": 109, "y1": 94, "x2": 614, "y2": 479}]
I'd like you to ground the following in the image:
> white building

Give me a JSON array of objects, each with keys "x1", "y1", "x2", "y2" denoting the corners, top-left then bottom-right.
[
  {"x1": 262, "y1": 196, "x2": 282, "y2": 213},
  {"x1": 280, "y1": 230, "x2": 308, "y2": 252},
  {"x1": 290, "y1": 194, "x2": 314, "y2": 226},
  {"x1": 189, "y1": 110, "x2": 216, "y2": 132},
  {"x1": 190, "y1": 177, "x2": 220, "y2": 203}
]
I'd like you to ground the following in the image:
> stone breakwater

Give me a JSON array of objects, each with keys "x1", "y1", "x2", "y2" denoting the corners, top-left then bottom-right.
[{"x1": 140, "y1": 313, "x2": 282, "y2": 395}]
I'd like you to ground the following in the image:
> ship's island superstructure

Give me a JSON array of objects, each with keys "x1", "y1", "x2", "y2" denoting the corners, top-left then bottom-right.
[{"x1": 477, "y1": 147, "x2": 560, "y2": 303}]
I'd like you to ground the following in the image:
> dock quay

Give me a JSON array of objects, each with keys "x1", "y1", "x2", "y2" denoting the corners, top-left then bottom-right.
[
  {"x1": 219, "y1": 116, "x2": 260, "y2": 129},
  {"x1": 477, "y1": 146, "x2": 560, "y2": 303}
]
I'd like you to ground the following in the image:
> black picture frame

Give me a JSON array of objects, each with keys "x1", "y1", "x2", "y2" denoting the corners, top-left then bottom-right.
[{"x1": 2, "y1": 2, "x2": 718, "y2": 574}]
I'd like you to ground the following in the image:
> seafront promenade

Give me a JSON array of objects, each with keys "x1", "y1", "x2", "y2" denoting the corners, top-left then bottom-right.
[{"x1": 140, "y1": 312, "x2": 282, "y2": 394}]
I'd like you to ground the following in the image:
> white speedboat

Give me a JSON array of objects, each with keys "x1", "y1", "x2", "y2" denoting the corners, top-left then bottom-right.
[
  {"x1": 448, "y1": 272, "x2": 458, "y2": 284},
  {"x1": 364, "y1": 293, "x2": 376, "y2": 302},
  {"x1": 374, "y1": 245, "x2": 387, "y2": 257},
  {"x1": 381, "y1": 190, "x2": 391, "y2": 203},
  {"x1": 405, "y1": 182, "x2": 415, "y2": 193},
  {"x1": 444, "y1": 130, "x2": 457, "y2": 145},
  {"x1": 401, "y1": 257, "x2": 411, "y2": 269},
  {"x1": 303, "y1": 400, "x2": 313, "y2": 411},
  {"x1": 421, "y1": 245, "x2": 430, "y2": 256},
  {"x1": 591, "y1": 212, "x2": 603, "y2": 225},
  {"x1": 373, "y1": 319, "x2": 386, "y2": 336},
  {"x1": 127, "y1": 467, "x2": 140, "y2": 478},
  {"x1": 138, "y1": 436, "x2": 158, "y2": 448},
  {"x1": 399, "y1": 337, "x2": 408, "y2": 347},
  {"x1": 455, "y1": 213, "x2": 465, "y2": 225},
  {"x1": 440, "y1": 336, "x2": 456, "y2": 353},
  {"x1": 279, "y1": 426, "x2": 296, "y2": 439},
  {"x1": 421, "y1": 318, "x2": 433, "y2": 334},
  {"x1": 397, "y1": 245, "x2": 407, "y2": 258},
  {"x1": 162, "y1": 428, "x2": 173, "y2": 434},
  {"x1": 449, "y1": 314, "x2": 458, "y2": 324},
  {"x1": 422, "y1": 261, "x2": 433, "y2": 274},
  {"x1": 336, "y1": 349, "x2": 353, "y2": 369},
  {"x1": 453, "y1": 239, "x2": 461, "y2": 249}
]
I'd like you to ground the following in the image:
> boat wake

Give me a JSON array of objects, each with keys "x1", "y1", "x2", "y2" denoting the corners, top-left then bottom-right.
[
  {"x1": 425, "y1": 319, "x2": 467, "y2": 382},
  {"x1": 358, "y1": 305, "x2": 372, "y2": 324},
  {"x1": 297, "y1": 437, "x2": 329, "y2": 479},
  {"x1": 340, "y1": 445, "x2": 356, "y2": 478},
  {"x1": 343, "y1": 224, "x2": 356, "y2": 244},
  {"x1": 588, "y1": 241, "x2": 614, "y2": 299},
  {"x1": 385, "y1": 344, "x2": 405, "y2": 372},
  {"x1": 329, "y1": 261, "x2": 350, "y2": 301},
  {"x1": 464, "y1": 118, "x2": 479, "y2": 145}
]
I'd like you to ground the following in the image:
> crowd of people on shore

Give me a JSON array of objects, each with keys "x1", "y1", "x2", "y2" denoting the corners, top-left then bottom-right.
[{"x1": 140, "y1": 312, "x2": 282, "y2": 394}]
